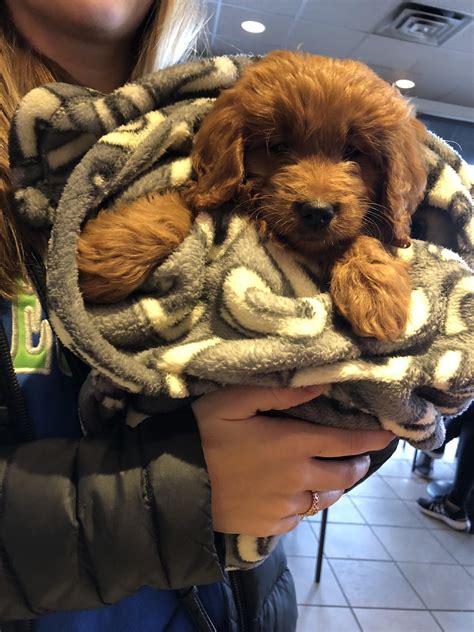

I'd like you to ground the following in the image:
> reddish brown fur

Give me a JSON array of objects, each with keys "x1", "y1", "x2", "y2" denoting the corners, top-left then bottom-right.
[
  {"x1": 77, "y1": 191, "x2": 192, "y2": 303},
  {"x1": 78, "y1": 51, "x2": 428, "y2": 341}
]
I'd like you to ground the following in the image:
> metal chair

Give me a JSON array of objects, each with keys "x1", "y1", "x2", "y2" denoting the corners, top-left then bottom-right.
[{"x1": 314, "y1": 507, "x2": 329, "y2": 583}]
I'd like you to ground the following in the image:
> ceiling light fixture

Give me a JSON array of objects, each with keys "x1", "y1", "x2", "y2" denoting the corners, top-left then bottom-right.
[
  {"x1": 241, "y1": 20, "x2": 266, "y2": 34},
  {"x1": 395, "y1": 79, "x2": 416, "y2": 89}
]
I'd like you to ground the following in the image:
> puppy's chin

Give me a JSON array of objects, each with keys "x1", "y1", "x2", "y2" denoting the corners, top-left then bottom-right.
[{"x1": 276, "y1": 229, "x2": 354, "y2": 260}]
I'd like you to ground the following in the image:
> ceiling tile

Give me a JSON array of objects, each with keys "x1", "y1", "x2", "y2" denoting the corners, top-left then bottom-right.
[
  {"x1": 440, "y1": 86, "x2": 474, "y2": 107},
  {"x1": 219, "y1": 0, "x2": 304, "y2": 17},
  {"x1": 286, "y1": 20, "x2": 367, "y2": 57},
  {"x1": 361, "y1": 63, "x2": 471, "y2": 104},
  {"x1": 350, "y1": 33, "x2": 422, "y2": 69},
  {"x1": 406, "y1": 69, "x2": 471, "y2": 102},
  {"x1": 300, "y1": 0, "x2": 400, "y2": 32},
  {"x1": 368, "y1": 64, "x2": 406, "y2": 83},
  {"x1": 212, "y1": 5, "x2": 293, "y2": 56},
  {"x1": 423, "y1": 0, "x2": 474, "y2": 14},
  {"x1": 409, "y1": 46, "x2": 474, "y2": 79},
  {"x1": 441, "y1": 22, "x2": 474, "y2": 52}
]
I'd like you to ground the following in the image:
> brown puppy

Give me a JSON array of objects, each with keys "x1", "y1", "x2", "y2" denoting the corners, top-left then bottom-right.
[{"x1": 78, "y1": 51, "x2": 427, "y2": 341}]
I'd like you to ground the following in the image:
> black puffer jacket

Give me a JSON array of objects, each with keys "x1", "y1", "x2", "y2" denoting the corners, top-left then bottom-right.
[{"x1": 0, "y1": 318, "x2": 397, "y2": 631}]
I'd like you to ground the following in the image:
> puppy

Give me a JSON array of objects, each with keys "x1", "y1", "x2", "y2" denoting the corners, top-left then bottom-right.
[{"x1": 78, "y1": 51, "x2": 427, "y2": 341}]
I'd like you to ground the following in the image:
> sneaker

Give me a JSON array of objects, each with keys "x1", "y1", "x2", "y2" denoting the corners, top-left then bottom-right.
[
  {"x1": 413, "y1": 453, "x2": 434, "y2": 480},
  {"x1": 417, "y1": 496, "x2": 471, "y2": 532}
]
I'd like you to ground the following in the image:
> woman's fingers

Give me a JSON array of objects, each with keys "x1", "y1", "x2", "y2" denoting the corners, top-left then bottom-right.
[
  {"x1": 305, "y1": 455, "x2": 371, "y2": 491},
  {"x1": 282, "y1": 420, "x2": 395, "y2": 458},
  {"x1": 196, "y1": 384, "x2": 327, "y2": 420},
  {"x1": 194, "y1": 385, "x2": 395, "y2": 537},
  {"x1": 275, "y1": 490, "x2": 344, "y2": 536}
]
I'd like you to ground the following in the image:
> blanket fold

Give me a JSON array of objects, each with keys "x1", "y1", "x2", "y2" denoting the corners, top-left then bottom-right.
[{"x1": 9, "y1": 55, "x2": 474, "y2": 569}]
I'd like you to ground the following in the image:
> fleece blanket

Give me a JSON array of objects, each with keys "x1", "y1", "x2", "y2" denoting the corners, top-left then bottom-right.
[{"x1": 9, "y1": 55, "x2": 474, "y2": 569}]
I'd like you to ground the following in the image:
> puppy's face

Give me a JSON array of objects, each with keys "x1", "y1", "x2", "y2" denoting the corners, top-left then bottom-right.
[
  {"x1": 242, "y1": 119, "x2": 381, "y2": 256},
  {"x1": 190, "y1": 51, "x2": 427, "y2": 255}
]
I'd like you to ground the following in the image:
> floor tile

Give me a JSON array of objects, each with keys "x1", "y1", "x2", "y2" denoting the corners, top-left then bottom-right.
[
  {"x1": 432, "y1": 610, "x2": 474, "y2": 632},
  {"x1": 354, "y1": 608, "x2": 439, "y2": 631},
  {"x1": 284, "y1": 521, "x2": 318, "y2": 557},
  {"x1": 330, "y1": 559, "x2": 424, "y2": 608},
  {"x1": 377, "y1": 458, "x2": 412, "y2": 477},
  {"x1": 355, "y1": 497, "x2": 423, "y2": 527},
  {"x1": 372, "y1": 526, "x2": 456, "y2": 563},
  {"x1": 398, "y1": 562, "x2": 474, "y2": 609},
  {"x1": 323, "y1": 524, "x2": 390, "y2": 560},
  {"x1": 384, "y1": 476, "x2": 433, "y2": 501},
  {"x1": 296, "y1": 606, "x2": 359, "y2": 632},
  {"x1": 308, "y1": 495, "x2": 365, "y2": 525},
  {"x1": 287, "y1": 556, "x2": 347, "y2": 606},
  {"x1": 394, "y1": 442, "x2": 417, "y2": 460},
  {"x1": 349, "y1": 475, "x2": 397, "y2": 498},
  {"x1": 431, "y1": 530, "x2": 474, "y2": 565}
]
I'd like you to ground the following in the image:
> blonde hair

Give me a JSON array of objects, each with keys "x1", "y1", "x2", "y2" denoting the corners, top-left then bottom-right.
[{"x1": 0, "y1": 0, "x2": 207, "y2": 299}]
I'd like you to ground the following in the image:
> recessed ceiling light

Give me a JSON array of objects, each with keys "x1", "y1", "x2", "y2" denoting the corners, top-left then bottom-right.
[
  {"x1": 395, "y1": 79, "x2": 416, "y2": 89},
  {"x1": 241, "y1": 20, "x2": 266, "y2": 34}
]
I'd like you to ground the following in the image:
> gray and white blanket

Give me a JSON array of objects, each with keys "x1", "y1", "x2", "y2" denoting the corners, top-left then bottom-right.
[{"x1": 9, "y1": 56, "x2": 474, "y2": 569}]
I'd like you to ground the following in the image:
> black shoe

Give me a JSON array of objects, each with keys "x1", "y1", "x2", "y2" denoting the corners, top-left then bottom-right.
[
  {"x1": 413, "y1": 453, "x2": 434, "y2": 480},
  {"x1": 417, "y1": 496, "x2": 471, "y2": 532}
]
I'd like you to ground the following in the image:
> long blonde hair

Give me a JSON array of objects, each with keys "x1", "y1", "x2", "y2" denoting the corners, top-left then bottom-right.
[{"x1": 0, "y1": 0, "x2": 206, "y2": 299}]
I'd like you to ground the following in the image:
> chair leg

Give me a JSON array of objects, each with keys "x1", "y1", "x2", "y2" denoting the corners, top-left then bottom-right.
[
  {"x1": 315, "y1": 507, "x2": 328, "y2": 584},
  {"x1": 411, "y1": 448, "x2": 418, "y2": 472}
]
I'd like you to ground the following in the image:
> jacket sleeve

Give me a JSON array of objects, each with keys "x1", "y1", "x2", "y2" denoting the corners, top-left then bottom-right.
[{"x1": 0, "y1": 407, "x2": 224, "y2": 621}]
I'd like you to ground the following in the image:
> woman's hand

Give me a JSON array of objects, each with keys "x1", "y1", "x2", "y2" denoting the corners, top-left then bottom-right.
[{"x1": 193, "y1": 385, "x2": 394, "y2": 537}]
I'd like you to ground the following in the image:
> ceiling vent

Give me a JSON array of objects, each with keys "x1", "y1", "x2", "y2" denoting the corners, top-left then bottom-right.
[{"x1": 374, "y1": 2, "x2": 472, "y2": 46}]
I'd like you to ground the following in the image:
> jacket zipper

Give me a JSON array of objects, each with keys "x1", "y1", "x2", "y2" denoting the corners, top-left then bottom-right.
[
  {"x1": 0, "y1": 331, "x2": 36, "y2": 630},
  {"x1": 0, "y1": 321, "x2": 34, "y2": 442},
  {"x1": 229, "y1": 572, "x2": 246, "y2": 632}
]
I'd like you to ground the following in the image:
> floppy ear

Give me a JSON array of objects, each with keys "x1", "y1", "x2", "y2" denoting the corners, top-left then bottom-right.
[
  {"x1": 187, "y1": 89, "x2": 245, "y2": 211},
  {"x1": 382, "y1": 117, "x2": 427, "y2": 247}
]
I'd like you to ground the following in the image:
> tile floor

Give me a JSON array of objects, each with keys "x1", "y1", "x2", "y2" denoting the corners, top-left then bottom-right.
[{"x1": 284, "y1": 441, "x2": 474, "y2": 632}]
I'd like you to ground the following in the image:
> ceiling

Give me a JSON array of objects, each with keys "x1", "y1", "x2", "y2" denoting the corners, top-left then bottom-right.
[{"x1": 207, "y1": 0, "x2": 474, "y2": 112}]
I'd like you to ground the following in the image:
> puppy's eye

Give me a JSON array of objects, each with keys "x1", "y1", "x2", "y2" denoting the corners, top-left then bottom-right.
[
  {"x1": 343, "y1": 146, "x2": 362, "y2": 161},
  {"x1": 269, "y1": 143, "x2": 289, "y2": 155}
]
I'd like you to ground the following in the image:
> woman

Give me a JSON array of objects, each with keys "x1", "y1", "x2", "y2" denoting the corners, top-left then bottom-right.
[{"x1": 0, "y1": 1, "x2": 396, "y2": 630}]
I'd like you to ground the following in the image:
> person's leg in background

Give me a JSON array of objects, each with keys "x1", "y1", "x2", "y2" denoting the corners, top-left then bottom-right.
[{"x1": 418, "y1": 404, "x2": 474, "y2": 531}]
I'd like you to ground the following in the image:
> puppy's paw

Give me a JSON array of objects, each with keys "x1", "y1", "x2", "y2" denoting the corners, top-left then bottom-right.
[
  {"x1": 330, "y1": 236, "x2": 411, "y2": 342},
  {"x1": 78, "y1": 192, "x2": 192, "y2": 303}
]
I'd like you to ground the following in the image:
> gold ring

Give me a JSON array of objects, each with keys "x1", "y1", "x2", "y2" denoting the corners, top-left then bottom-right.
[{"x1": 298, "y1": 491, "x2": 320, "y2": 519}]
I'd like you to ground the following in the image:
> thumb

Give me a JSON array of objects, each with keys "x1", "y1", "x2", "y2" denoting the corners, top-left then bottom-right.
[{"x1": 219, "y1": 384, "x2": 327, "y2": 420}]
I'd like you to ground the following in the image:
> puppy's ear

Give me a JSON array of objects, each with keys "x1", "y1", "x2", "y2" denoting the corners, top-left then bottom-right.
[
  {"x1": 382, "y1": 117, "x2": 427, "y2": 247},
  {"x1": 187, "y1": 89, "x2": 245, "y2": 211}
]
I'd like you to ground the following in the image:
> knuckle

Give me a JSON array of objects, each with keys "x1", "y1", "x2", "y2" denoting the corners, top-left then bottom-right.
[
  {"x1": 349, "y1": 432, "x2": 365, "y2": 455},
  {"x1": 269, "y1": 387, "x2": 292, "y2": 410},
  {"x1": 288, "y1": 464, "x2": 309, "y2": 492}
]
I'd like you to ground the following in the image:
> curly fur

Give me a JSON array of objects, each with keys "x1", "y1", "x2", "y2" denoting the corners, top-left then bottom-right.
[{"x1": 78, "y1": 51, "x2": 428, "y2": 341}]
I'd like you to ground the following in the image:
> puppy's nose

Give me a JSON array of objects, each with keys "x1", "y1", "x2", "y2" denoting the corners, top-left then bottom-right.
[{"x1": 295, "y1": 202, "x2": 336, "y2": 229}]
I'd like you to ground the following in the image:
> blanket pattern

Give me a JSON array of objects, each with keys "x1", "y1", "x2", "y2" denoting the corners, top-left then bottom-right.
[{"x1": 9, "y1": 56, "x2": 474, "y2": 569}]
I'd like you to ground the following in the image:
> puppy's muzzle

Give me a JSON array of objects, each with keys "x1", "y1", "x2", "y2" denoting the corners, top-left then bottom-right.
[{"x1": 295, "y1": 201, "x2": 336, "y2": 230}]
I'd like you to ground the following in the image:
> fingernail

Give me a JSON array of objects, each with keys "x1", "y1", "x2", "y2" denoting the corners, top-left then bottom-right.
[{"x1": 360, "y1": 455, "x2": 371, "y2": 472}]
